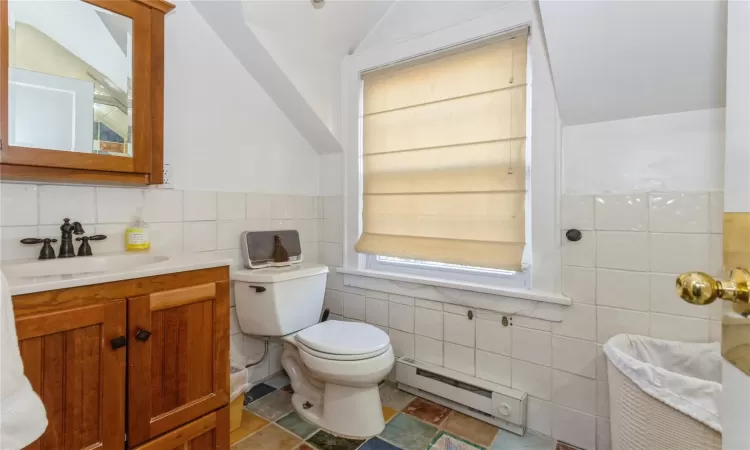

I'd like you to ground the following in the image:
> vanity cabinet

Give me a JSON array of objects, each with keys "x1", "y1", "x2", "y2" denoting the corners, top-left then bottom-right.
[
  {"x1": 12, "y1": 267, "x2": 230, "y2": 450},
  {"x1": 128, "y1": 282, "x2": 230, "y2": 446},
  {"x1": 16, "y1": 301, "x2": 127, "y2": 449}
]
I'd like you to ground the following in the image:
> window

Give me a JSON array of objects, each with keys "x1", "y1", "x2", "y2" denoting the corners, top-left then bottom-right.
[{"x1": 354, "y1": 33, "x2": 530, "y2": 283}]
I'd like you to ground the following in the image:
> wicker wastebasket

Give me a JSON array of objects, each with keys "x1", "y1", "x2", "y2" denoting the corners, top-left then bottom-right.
[{"x1": 605, "y1": 335, "x2": 722, "y2": 450}]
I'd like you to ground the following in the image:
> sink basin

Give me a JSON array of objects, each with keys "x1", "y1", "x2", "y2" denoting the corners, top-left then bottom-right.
[{"x1": 2, "y1": 254, "x2": 170, "y2": 279}]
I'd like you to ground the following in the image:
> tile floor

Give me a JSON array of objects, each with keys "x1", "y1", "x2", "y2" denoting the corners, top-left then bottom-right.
[{"x1": 231, "y1": 373, "x2": 566, "y2": 450}]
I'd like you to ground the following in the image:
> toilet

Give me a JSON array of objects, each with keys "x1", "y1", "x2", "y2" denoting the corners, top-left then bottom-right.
[{"x1": 233, "y1": 262, "x2": 395, "y2": 438}]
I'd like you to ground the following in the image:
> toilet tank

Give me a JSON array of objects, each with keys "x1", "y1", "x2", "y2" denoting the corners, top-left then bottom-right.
[{"x1": 232, "y1": 263, "x2": 329, "y2": 336}]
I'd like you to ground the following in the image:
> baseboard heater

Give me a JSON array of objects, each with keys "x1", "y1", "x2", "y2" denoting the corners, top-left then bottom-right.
[{"x1": 395, "y1": 357, "x2": 527, "y2": 435}]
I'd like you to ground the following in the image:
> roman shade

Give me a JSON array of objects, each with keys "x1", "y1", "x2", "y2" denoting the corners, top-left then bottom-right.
[{"x1": 355, "y1": 33, "x2": 528, "y2": 271}]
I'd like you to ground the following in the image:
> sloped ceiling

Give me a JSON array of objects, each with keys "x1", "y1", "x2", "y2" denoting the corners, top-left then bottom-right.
[
  {"x1": 243, "y1": 0, "x2": 394, "y2": 132},
  {"x1": 539, "y1": 0, "x2": 727, "y2": 126},
  {"x1": 356, "y1": 0, "x2": 517, "y2": 52}
]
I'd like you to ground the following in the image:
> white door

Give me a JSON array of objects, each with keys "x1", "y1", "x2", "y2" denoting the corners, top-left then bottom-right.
[{"x1": 678, "y1": 2, "x2": 750, "y2": 449}]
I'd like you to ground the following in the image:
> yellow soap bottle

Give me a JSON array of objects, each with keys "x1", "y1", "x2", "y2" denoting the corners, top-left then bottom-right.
[{"x1": 125, "y1": 209, "x2": 150, "y2": 251}]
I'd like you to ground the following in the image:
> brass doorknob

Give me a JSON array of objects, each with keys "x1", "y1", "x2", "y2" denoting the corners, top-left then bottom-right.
[{"x1": 676, "y1": 268, "x2": 750, "y2": 314}]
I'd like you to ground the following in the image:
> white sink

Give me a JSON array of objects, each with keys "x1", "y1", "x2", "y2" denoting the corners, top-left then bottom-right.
[{"x1": 2, "y1": 254, "x2": 170, "y2": 279}]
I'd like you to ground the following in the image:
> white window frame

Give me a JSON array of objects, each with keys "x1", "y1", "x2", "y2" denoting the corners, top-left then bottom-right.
[{"x1": 340, "y1": 2, "x2": 562, "y2": 296}]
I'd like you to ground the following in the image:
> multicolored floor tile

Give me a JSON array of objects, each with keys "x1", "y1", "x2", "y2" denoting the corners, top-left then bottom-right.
[
  {"x1": 359, "y1": 437, "x2": 402, "y2": 450},
  {"x1": 307, "y1": 430, "x2": 364, "y2": 450},
  {"x1": 234, "y1": 374, "x2": 567, "y2": 450},
  {"x1": 247, "y1": 389, "x2": 294, "y2": 421},
  {"x1": 232, "y1": 424, "x2": 300, "y2": 450},
  {"x1": 440, "y1": 412, "x2": 499, "y2": 447},
  {"x1": 265, "y1": 373, "x2": 292, "y2": 389},
  {"x1": 403, "y1": 398, "x2": 452, "y2": 426},
  {"x1": 380, "y1": 413, "x2": 438, "y2": 450},
  {"x1": 245, "y1": 383, "x2": 278, "y2": 405},
  {"x1": 230, "y1": 410, "x2": 270, "y2": 446},
  {"x1": 382, "y1": 406, "x2": 398, "y2": 422},
  {"x1": 277, "y1": 411, "x2": 319, "y2": 438},
  {"x1": 379, "y1": 383, "x2": 415, "y2": 410},
  {"x1": 429, "y1": 432, "x2": 484, "y2": 450},
  {"x1": 491, "y1": 431, "x2": 555, "y2": 450}
]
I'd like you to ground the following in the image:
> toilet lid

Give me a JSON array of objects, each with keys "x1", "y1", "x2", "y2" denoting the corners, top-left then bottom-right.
[{"x1": 295, "y1": 320, "x2": 390, "y2": 356}]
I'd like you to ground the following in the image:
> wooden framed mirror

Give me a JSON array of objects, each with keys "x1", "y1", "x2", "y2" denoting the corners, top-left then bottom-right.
[{"x1": 0, "y1": 0, "x2": 173, "y2": 184}]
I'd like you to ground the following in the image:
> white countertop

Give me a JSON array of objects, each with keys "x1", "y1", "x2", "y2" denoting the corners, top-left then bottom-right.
[{"x1": 2, "y1": 252, "x2": 233, "y2": 296}]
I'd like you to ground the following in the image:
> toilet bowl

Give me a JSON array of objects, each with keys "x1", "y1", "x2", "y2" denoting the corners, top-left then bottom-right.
[
  {"x1": 232, "y1": 262, "x2": 395, "y2": 438},
  {"x1": 281, "y1": 321, "x2": 394, "y2": 438}
]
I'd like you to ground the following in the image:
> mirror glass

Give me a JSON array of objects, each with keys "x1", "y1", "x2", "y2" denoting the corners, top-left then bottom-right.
[{"x1": 8, "y1": 1, "x2": 133, "y2": 156}]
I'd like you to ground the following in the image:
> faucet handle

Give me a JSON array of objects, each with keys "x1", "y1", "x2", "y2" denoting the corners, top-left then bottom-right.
[
  {"x1": 75, "y1": 235, "x2": 107, "y2": 256},
  {"x1": 20, "y1": 238, "x2": 57, "y2": 260},
  {"x1": 20, "y1": 237, "x2": 58, "y2": 244}
]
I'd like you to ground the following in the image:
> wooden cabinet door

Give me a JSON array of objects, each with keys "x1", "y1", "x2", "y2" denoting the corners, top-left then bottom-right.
[
  {"x1": 131, "y1": 407, "x2": 229, "y2": 450},
  {"x1": 16, "y1": 301, "x2": 127, "y2": 450},
  {"x1": 128, "y1": 282, "x2": 230, "y2": 446}
]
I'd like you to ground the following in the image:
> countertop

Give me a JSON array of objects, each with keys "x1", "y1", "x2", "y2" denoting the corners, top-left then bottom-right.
[{"x1": 2, "y1": 252, "x2": 233, "y2": 296}]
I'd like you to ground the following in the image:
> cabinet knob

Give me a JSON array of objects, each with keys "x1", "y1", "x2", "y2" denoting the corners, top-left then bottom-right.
[
  {"x1": 135, "y1": 329, "x2": 152, "y2": 342},
  {"x1": 110, "y1": 336, "x2": 127, "y2": 350}
]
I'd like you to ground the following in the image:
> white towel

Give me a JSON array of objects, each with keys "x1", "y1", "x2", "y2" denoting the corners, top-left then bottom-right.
[{"x1": 0, "y1": 272, "x2": 47, "y2": 449}]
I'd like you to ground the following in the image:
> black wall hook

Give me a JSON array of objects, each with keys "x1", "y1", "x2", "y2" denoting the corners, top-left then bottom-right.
[{"x1": 566, "y1": 229, "x2": 583, "y2": 242}]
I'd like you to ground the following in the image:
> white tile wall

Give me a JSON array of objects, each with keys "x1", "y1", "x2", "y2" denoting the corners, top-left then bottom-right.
[
  {"x1": 649, "y1": 193, "x2": 710, "y2": 233},
  {"x1": 96, "y1": 187, "x2": 145, "y2": 223},
  {"x1": 217, "y1": 192, "x2": 246, "y2": 221},
  {"x1": 415, "y1": 335, "x2": 443, "y2": 366},
  {"x1": 552, "y1": 369, "x2": 597, "y2": 415},
  {"x1": 562, "y1": 195, "x2": 594, "y2": 230},
  {"x1": 556, "y1": 191, "x2": 720, "y2": 448},
  {"x1": 38, "y1": 185, "x2": 96, "y2": 224},
  {"x1": 444, "y1": 342, "x2": 475, "y2": 375},
  {"x1": 475, "y1": 350, "x2": 511, "y2": 386},
  {"x1": 301, "y1": 191, "x2": 719, "y2": 449},
  {"x1": 0, "y1": 184, "x2": 37, "y2": 226},
  {"x1": 595, "y1": 269, "x2": 650, "y2": 311},
  {"x1": 476, "y1": 318, "x2": 511, "y2": 355},
  {"x1": 144, "y1": 189, "x2": 183, "y2": 223},
  {"x1": 512, "y1": 327, "x2": 551, "y2": 366},
  {"x1": 561, "y1": 266, "x2": 596, "y2": 305},
  {"x1": 443, "y1": 312, "x2": 475, "y2": 347},
  {"x1": 512, "y1": 359, "x2": 552, "y2": 400},
  {"x1": 649, "y1": 233, "x2": 710, "y2": 273},
  {"x1": 183, "y1": 190, "x2": 217, "y2": 221},
  {"x1": 1, "y1": 183, "x2": 325, "y2": 389},
  {"x1": 596, "y1": 231, "x2": 649, "y2": 271},
  {"x1": 594, "y1": 195, "x2": 648, "y2": 231}
]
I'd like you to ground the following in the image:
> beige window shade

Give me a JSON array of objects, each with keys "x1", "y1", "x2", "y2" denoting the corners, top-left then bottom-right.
[{"x1": 355, "y1": 34, "x2": 528, "y2": 271}]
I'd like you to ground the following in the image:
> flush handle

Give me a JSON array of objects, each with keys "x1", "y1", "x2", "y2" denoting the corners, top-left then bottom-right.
[{"x1": 249, "y1": 285, "x2": 266, "y2": 293}]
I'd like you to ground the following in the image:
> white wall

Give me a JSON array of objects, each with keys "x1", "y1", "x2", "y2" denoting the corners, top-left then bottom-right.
[
  {"x1": 555, "y1": 107, "x2": 726, "y2": 449},
  {"x1": 563, "y1": 109, "x2": 725, "y2": 195},
  {"x1": 539, "y1": 0, "x2": 726, "y2": 125},
  {"x1": 164, "y1": 3, "x2": 320, "y2": 195}
]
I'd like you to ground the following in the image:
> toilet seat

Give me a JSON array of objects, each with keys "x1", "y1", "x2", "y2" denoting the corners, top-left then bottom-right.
[
  {"x1": 296, "y1": 341, "x2": 390, "y2": 361},
  {"x1": 295, "y1": 320, "x2": 390, "y2": 359}
]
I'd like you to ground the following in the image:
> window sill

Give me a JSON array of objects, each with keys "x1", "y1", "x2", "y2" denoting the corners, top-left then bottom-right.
[{"x1": 337, "y1": 268, "x2": 571, "y2": 322}]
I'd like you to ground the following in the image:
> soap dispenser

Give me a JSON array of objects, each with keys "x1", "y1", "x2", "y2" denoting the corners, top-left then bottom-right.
[{"x1": 125, "y1": 208, "x2": 150, "y2": 251}]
